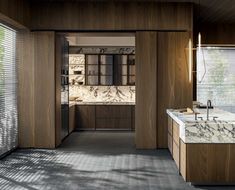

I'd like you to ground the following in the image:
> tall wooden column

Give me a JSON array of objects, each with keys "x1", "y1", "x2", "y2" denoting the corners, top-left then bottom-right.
[{"x1": 135, "y1": 32, "x2": 157, "y2": 149}]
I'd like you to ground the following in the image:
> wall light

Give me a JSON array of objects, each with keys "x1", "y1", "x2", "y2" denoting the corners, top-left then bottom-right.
[{"x1": 188, "y1": 38, "x2": 192, "y2": 83}]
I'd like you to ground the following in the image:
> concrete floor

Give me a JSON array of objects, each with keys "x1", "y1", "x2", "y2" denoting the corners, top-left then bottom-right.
[{"x1": 0, "y1": 132, "x2": 234, "y2": 190}]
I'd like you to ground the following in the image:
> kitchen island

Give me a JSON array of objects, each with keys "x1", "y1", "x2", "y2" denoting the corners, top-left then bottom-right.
[{"x1": 167, "y1": 108, "x2": 235, "y2": 185}]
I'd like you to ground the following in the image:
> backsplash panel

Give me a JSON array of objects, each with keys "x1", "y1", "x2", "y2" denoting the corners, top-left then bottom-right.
[{"x1": 69, "y1": 85, "x2": 135, "y2": 103}]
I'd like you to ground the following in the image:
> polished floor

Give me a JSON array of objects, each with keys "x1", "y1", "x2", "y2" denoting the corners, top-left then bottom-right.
[{"x1": 0, "y1": 132, "x2": 234, "y2": 190}]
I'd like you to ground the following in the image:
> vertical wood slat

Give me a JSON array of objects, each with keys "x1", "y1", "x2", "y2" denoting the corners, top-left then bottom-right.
[
  {"x1": 135, "y1": 32, "x2": 157, "y2": 149},
  {"x1": 55, "y1": 34, "x2": 62, "y2": 147},
  {"x1": 34, "y1": 32, "x2": 56, "y2": 148},
  {"x1": 17, "y1": 31, "x2": 35, "y2": 148},
  {"x1": 157, "y1": 32, "x2": 192, "y2": 148}
]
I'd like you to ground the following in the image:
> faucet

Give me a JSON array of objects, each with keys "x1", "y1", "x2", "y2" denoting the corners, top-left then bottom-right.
[{"x1": 207, "y1": 100, "x2": 212, "y2": 120}]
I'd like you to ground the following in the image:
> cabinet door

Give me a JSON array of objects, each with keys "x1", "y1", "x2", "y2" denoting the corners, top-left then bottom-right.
[
  {"x1": 69, "y1": 105, "x2": 75, "y2": 133},
  {"x1": 76, "y1": 105, "x2": 95, "y2": 129},
  {"x1": 173, "y1": 121, "x2": 179, "y2": 146},
  {"x1": 95, "y1": 105, "x2": 132, "y2": 129},
  {"x1": 173, "y1": 141, "x2": 180, "y2": 169},
  {"x1": 168, "y1": 133, "x2": 173, "y2": 154}
]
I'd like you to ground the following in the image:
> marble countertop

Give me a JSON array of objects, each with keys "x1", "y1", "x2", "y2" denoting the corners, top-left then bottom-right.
[
  {"x1": 70, "y1": 101, "x2": 135, "y2": 105},
  {"x1": 167, "y1": 108, "x2": 235, "y2": 143}
]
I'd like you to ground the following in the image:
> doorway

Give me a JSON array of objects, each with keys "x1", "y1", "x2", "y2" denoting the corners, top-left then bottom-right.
[{"x1": 56, "y1": 32, "x2": 136, "y2": 146}]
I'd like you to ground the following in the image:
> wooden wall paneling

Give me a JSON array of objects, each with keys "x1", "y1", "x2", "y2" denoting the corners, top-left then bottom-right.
[
  {"x1": 17, "y1": 31, "x2": 35, "y2": 148},
  {"x1": 30, "y1": 2, "x2": 193, "y2": 31},
  {"x1": 174, "y1": 32, "x2": 192, "y2": 109},
  {"x1": 157, "y1": 32, "x2": 192, "y2": 148},
  {"x1": 197, "y1": 23, "x2": 235, "y2": 45},
  {"x1": 55, "y1": 34, "x2": 63, "y2": 147},
  {"x1": 135, "y1": 32, "x2": 157, "y2": 149},
  {"x1": 157, "y1": 32, "x2": 176, "y2": 148},
  {"x1": 34, "y1": 32, "x2": 56, "y2": 148},
  {"x1": 0, "y1": 0, "x2": 30, "y2": 29}
]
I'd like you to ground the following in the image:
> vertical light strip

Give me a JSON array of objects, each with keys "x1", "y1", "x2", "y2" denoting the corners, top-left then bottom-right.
[
  {"x1": 198, "y1": 32, "x2": 202, "y2": 64},
  {"x1": 188, "y1": 39, "x2": 192, "y2": 82}
]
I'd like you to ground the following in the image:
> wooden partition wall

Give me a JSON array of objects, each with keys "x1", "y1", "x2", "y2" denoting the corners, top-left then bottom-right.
[
  {"x1": 135, "y1": 31, "x2": 192, "y2": 149},
  {"x1": 18, "y1": 31, "x2": 56, "y2": 148},
  {"x1": 157, "y1": 32, "x2": 193, "y2": 148},
  {"x1": 135, "y1": 32, "x2": 158, "y2": 149},
  {"x1": 3, "y1": 1, "x2": 194, "y2": 149}
]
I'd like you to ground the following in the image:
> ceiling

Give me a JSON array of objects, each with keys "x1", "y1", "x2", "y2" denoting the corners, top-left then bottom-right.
[{"x1": 28, "y1": 0, "x2": 235, "y2": 23}]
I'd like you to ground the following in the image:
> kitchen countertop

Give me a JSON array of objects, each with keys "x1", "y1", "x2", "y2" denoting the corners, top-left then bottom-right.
[
  {"x1": 167, "y1": 108, "x2": 235, "y2": 143},
  {"x1": 69, "y1": 101, "x2": 135, "y2": 105}
]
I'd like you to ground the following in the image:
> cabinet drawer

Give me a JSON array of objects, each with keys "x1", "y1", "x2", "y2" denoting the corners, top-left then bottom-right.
[
  {"x1": 168, "y1": 116, "x2": 173, "y2": 135},
  {"x1": 96, "y1": 118, "x2": 131, "y2": 129},
  {"x1": 168, "y1": 133, "x2": 173, "y2": 154},
  {"x1": 96, "y1": 105, "x2": 132, "y2": 118},
  {"x1": 173, "y1": 120, "x2": 179, "y2": 146},
  {"x1": 173, "y1": 140, "x2": 179, "y2": 169}
]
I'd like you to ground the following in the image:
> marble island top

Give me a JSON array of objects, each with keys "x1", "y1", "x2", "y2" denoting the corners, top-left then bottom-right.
[{"x1": 167, "y1": 108, "x2": 235, "y2": 143}]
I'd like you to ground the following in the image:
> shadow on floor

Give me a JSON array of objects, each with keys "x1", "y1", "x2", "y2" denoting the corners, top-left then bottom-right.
[{"x1": 0, "y1": 132, "x2": 234, "y2": 190}]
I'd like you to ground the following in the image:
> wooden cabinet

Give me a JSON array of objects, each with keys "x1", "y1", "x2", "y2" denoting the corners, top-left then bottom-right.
[
  {"x1": 76, "y1": 105, "x2": 95, "y2": 129},
  {"x1": 168, "y1": 115, "x2": 235, "y2": 184},
  {"x1": 167, "y1": 116, "x2": 173, "y2": 154},
  {"x1": 76, "y1": 105, "x2": 135, "y2": 130},
  {"x1": 172, "y1": 120, "x2": 180, "y2": 169},
  {"x1": 69, "y1": 105, "x2": 76, "y2": 133},
  {"x1": 168, "y1": 116, "x2": 180, "y2": 169}
]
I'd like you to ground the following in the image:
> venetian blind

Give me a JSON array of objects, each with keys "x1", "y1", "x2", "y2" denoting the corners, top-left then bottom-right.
[
  {"x1": 0, "y1": 24, "x2": 18, "y2": 157},
  {"x1": 197, "y1": 47, "x2": 235, "y2": 113}
]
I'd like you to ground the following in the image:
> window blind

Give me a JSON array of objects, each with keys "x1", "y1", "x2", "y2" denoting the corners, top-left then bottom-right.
[
  {"x1": 0, "y1": 24, "x2": 17, "y2": 157},
  {"x1": 197, "y1": 47, "x2": 235, "y2": 113}
]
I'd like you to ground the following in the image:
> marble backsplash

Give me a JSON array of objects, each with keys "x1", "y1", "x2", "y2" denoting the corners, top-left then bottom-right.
[{"x1": 69, "y1": 85, "x2": 135, "y2": 103}]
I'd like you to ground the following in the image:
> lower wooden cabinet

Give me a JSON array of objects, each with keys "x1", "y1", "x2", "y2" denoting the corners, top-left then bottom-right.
[
  {"x1": 173, "y1": 140, "x2": 180, "y2": 169},
  {"x1": 76, "y1": 105, "x2": 135, "y2": 130},
  {"x1": 168, "y1": 115, "x2": 235, "y2": 184},
  {"x1": 69, "y1": 105, "x2": 76, "y2": 133},
  {"x1": 168, "y1": 133, "x2": 173, "y2": 154},
  {"x1": 76, "y1": 105, "x2": 95, "y2": 129}
]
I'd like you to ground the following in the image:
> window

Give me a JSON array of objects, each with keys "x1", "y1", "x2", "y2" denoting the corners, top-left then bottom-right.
[
  {"x1": 85, "y1": 54, "x2": 135, "y2": 86},
  {"x1": 197, "y1": 47, "x2": 235, "y2": 113},
  {"x1": 0, "y1": 24, "x2": 17, "y2": 156}
]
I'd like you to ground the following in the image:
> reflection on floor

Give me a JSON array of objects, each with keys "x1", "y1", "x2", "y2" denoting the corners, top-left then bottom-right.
[{"x1": 0, "y1": 132, "x2": 234, "y2": 190}]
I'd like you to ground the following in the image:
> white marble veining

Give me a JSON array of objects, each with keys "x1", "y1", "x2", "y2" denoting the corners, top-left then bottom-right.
[
  {"x1": 167, "y1": 108, "x2": 235, "y2": 143},
  {"x1": 70, "y1": 101, "x2": 135, "y2": 105},
  {"x1": 69, "y1": 85, "x2": 135, "y2": 104}
]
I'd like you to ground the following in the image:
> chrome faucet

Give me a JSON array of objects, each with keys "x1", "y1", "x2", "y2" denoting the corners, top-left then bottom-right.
[{"x1": 207, "y1": 100, "x2": 212, "y2": 120}]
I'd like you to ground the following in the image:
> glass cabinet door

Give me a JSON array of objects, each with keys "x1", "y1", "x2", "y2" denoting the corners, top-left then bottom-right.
[{"x1": 86, "y1": 55, "x2": 99, "y2": 85}]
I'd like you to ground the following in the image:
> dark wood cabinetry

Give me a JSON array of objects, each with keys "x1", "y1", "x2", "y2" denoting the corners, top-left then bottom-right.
[
  {"x1": 76, "y1": 105, "x2": 96, "y2": 129},
  {"x1": 76, "y1": 105, "x2": 135, "y2": 130}
]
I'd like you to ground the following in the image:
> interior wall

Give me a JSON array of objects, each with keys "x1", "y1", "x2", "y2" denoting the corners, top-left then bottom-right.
[
  {"x1": 135, "y1": 32, "x2": 157, "y2": 149},
  {"x1": 17, "y1": 31, "x2": 35, "y2": 148},
  {"x1": 193, "y1": 23, "x2": 235, "y2": 100},
  {"x1": 34, "y1": 32, "x2": 56, "y2": 148},
  {"x1": 196, "y1": 23, "x2": 235, "y2": 44},
  {"x1": 14, "y1": 1, "x2": 193, "y2": 149},
  {"x1": 29, "y1": 2, "x2": 193, "y2": 31},
  {"x1": 157, "y1": 32, "x2": 193, "y2": 148},
  {"x1": 18, "y1": 31, "x2": 56, "y2": 148},
  {"x1": 0, "y1": 0, "x2": 30, "y2": 28}
]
